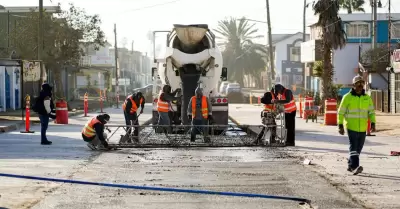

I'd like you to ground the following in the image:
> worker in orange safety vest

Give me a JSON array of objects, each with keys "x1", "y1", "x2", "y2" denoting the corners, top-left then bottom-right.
[
  {"x1": 256, "y1": 89, "x2": 277, "y2": 144},
  {"x1": 187, "y1": 87, "x2": 213, "y2": 143},
  {"x1": 122, "y1": 92, "x2": 145, "y2": 141},
  {"x1": 82, "y1": 114, "x2": 111, "y2": 150},
  {"x1": 157, "y1": 85, "x2": 181, "y2": 134},
  {"x1": 273, "y1": 84, "x2": 297, "y2": 146}
]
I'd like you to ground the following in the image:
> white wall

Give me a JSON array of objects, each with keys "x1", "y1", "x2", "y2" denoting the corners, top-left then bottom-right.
[
  {"x1": 333, "y1": 43, "x2": 371, "y2": 85},
  {"x1": 370, "y1": 73, "x2": 389, "y2": 90}
]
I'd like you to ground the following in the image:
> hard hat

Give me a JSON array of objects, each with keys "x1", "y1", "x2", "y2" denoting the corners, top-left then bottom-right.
[{"x1": 352, "y1": 75, "x2": 364, "y2": 84}]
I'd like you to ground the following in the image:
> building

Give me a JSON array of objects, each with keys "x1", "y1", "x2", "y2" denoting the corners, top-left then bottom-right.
[
  {"x1": 0, "y1": 6, "x2": 60, "y2": 112},
  {"x1": 301, "y1": 13, "x2": 400, "y2": 94},
  {"x1": 271, "y1": 32, "x2": 309, "y2": 94},
  {"x1": 77, "y1": 42, "x2": 115, "y2": 98}
]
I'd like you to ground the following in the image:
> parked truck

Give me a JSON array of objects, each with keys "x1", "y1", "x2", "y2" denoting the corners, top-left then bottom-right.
[{"x1": 151, "y1": 24, "x2": 229, "y2": 134}]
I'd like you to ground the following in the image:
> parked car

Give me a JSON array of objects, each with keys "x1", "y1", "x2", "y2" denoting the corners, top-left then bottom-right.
[
  {"x1": 225, "y1": 83, "x2": 241, "y2": 94},
  {"x1": 219, "y1": 81, "x2": 229, "y2": 94}
]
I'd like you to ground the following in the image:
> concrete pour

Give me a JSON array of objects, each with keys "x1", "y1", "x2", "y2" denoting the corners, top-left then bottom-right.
[{"x1": 1, "y1": 104, "x2": 362, "y2": 209}]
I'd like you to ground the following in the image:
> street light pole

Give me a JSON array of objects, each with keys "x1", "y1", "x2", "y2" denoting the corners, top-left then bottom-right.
[
  {"x1": 266, "y1": 0, "x2": 275, "y2": 89},
  {"x1": 114, "y1": 23, "x2": 119, "y2": 108},
  {"x1": 38, "y1": 0, "x2": 44, "y2": 88}
]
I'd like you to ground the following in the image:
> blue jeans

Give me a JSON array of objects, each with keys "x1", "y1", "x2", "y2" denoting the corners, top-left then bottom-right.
[
  {"x1": 158, "y1": 112, "x2": 171, "y2": 133},
  {"x1": 191, "y1": 119, "x2": 208, "y2": 139},
  {"x1": 39, "y1": 114, "x2": 50, "y2": 142},
  {"x1": 347, "y1": 129, "x2": 366, "y2": 169}
]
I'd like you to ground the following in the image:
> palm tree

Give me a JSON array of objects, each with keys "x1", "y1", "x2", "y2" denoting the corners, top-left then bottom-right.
[
  {"x1": 313, "y1": 0, "x2": 347, "y2": 99},
  {"x1": 214, "y1": 17, "x2": 267, "y2": 87},
  {"x1": 339, "y1": 0, "x2": 365, "y2": 13}
]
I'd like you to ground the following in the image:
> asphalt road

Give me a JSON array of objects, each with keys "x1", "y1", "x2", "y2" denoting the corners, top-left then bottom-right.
[{"x1": 1, "y1": 107, "x2": 363, "y2": 209}]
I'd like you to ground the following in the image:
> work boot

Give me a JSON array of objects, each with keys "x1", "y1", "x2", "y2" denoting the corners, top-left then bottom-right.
[
  {"x1": 190, "y1": 136, "x2": 196, "y2": 142},
  {"x1": 352, "y1": 166, "x2": 363, "y2": 175},
  {"x1": 41, "y1": 140, "x2": 52, "y2": 145}
]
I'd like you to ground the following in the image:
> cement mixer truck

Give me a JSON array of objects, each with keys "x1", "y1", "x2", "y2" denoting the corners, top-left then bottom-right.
[{"x1": 151, "y1": 24, "x2": 229, "y2": 134}]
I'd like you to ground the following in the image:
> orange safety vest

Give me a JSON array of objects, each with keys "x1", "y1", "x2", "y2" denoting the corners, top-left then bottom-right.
[
  {"x1": 82, "y1": 117, "x2": 101, "y2": 138},
  {"x1": 122, "y1": 96, "x2": 143, "y2": 114},
  {"x1": 264, "y1": 91, "x2": 276, "y2": 112},
  {"x1": 191, "y1": 96, "x2": 209, "y2": 119},
  {"x1": 157, "y1": 91, "x2": 169, "y2": 113},
  {"x1": 282, "y1": 89, "x2": 297, "y2": 113}
]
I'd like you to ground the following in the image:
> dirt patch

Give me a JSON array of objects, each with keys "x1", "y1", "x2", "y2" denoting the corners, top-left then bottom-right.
[{"x1": 375, "y1": 112, "x2": 400, "y2": 136}]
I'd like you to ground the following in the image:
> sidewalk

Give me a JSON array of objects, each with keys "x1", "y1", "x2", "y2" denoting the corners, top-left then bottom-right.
[{"x1": 229, "y1": 104, "x2": 400, "y2": 209}]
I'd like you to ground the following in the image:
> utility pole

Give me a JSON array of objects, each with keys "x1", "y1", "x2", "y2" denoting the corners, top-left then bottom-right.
[
  {"x1": 114, "y1": 23, "x2": 119, "y2": 108},
  {"x1": 266, "y1": 0, "x2": 275, "y2": 89},
  {"x1": 388, "y1": 0, "x2": 391, "y2": 112},
  {"x1": 303, "y1": 0, "x2": 307, "y2": 91},
  {"x1": 372, "y1": 0, "x2": 378, "y2": 73},
  {"x1": 38, "y1": 0, "x2": 44, "y2": 90}
]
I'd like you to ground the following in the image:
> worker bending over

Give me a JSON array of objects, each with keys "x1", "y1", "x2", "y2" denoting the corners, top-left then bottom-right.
[
  {"x1": 157, "y1": 85, "x2": 181, "y2": 134},
  {"x1": 187, "y1": 87, "x2": 213, "y2": 143},
  {"x1": 338, "y1": 75, "x2": 376, "y2": 175},
  {"x1": 122, "y1": 92, "x2": 145, "y2": 141},
  {"x1": 256, "y1": 88, "x2": 277, "y2": 144},
  {"x1": 273, "y1": 84, "x2": 297, "y2": 146},
  {"x1": 82, "y1": 114, "x2": 111, "y2": 150}
]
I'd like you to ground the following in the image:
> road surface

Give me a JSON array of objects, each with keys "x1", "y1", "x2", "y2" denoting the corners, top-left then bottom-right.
[{"x1": 0, "y1": 105, "x2": 362, "y2": 209}]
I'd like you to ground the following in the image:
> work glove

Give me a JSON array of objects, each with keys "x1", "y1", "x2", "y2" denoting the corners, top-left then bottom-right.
[
  {"x1": 49, "y1": 113, "x2": 56, "y2": 120},
  {"x1": 102, "y1": 140, "x2": 109, "y2": 149},
  {"x1": 140, "y1": 109, "x2": 144, "y2": 114},
  {"x1": 51, "y1": 109, "x2": 56, "y2": 113},
  {"x1": 371, "y1": 123, "x2": 376, "y2": 132},
  {"x1": 338, "y1": 124, "x2": 345, "y2": 135},
  {"x1": 208, "y1": 115, "x2": 214, "y2": 124},
  {"x1": 188, "y1": 115, "x2": 192, "y2": 122}
]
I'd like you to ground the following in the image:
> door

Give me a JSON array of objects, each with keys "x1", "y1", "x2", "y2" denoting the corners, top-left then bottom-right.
[{"x1": 5, "y1": 70, "x2": 10, "y2": 109}]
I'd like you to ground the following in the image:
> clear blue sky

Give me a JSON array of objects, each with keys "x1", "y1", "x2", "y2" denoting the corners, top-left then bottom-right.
[{"x1": 2, "y1": 0, "x2": 399, "y2": 54}]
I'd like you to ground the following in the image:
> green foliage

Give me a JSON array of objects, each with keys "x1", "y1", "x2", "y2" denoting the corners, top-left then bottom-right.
[
  {"x1": 360, "y1": 44, "x2": 389, "y2": 64},
  {"x1": 86, "y1": 74, "x2": 91, "y2": 88},
  {"x1": 214, "y1": 17, "x2": 267, "y2": 87},
  {"x1": 313, "y1": 0, "x2": 347, "y2": 100},
  {"x1": 339, "y1": 0, "x2": 366, "y2": 14},
  {"x1": 7, "y1": 3, "x2": 105, "y2": 98},
  {"x1": 312, "y1": 61, "x2": 323, "y2": 77}
]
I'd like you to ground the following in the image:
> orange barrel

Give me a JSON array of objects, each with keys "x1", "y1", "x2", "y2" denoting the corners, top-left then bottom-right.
[
  {"x1": 303, "y1": 96, "x2": 314, "y2": 119},
  {"x1": 56, "y1": 100, "x2": 69, "y2": 124},
  {"x1": 324, "y1": 98, "x2": 337, "y2": 125}
]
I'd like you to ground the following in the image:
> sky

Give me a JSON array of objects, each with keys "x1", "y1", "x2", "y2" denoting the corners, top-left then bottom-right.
[{"x1": 3, "y1": 0, "x2": 400, "y2": 56}]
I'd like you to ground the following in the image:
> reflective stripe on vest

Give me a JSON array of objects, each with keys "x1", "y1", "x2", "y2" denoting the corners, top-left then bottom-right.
[
  {"x1": 282, "y1": 89, "x2": 297, "y2": 113},
  {"x1": 82, "y1": 117, "x2": 101, "y2": 138},
  {"x1": 263, "y1": 91, "x2": 276, "y2": 112},
  {"x1": 123, "y1": 96, "x2": 143, "y2": 113},
  {"x1": 191, "y1": 96, "x2": 208, "y2": 119},
  {"x1": 157, "y1": 92, "x2": 169, "y2": 112}
]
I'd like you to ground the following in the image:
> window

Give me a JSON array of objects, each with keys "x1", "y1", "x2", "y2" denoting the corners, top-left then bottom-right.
[
  {"x1": 345, "y1": 23, "x2": 370, "y2": 38},
  {"x1": 289, "y1": 46, "x2": 301, "y2": 62},
  {"x1": 391, "y1": 23, "x2": 400, "y2": 38}
]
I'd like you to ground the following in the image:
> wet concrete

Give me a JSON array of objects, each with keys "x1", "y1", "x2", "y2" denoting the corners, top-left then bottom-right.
[{"x1": 31, "y1": 148, "x2": 361, "y2": 209}]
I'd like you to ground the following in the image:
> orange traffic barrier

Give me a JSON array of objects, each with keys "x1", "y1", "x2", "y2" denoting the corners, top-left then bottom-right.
[
  {"x1": 324, "y1": 99, "x2": 337, "y2": 125},
  {"x1": 55, "y1": 99, "x2": 68, "y2": 124},
  {"x1": 366, "y1": 119, "x2": 375, "y2": 136},
  {"x1": 84, "y1": 92, "x2": 89, "y2": 117},
  {"x1": 298, "y1": 94, "x2": 303, "y2": 118},
  {"x1": 303, "y1": 96, "x2": 314, "y2": 119},
  {"x1": 20, "y1": 95, "x2": 35, "y2": 133}
]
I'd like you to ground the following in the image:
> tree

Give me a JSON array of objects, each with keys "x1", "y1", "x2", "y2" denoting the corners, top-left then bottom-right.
[
  {"x1": 313, "y1": 0, "x2": 347, "y2": 99},
  {"x1": 9, "y1": 3, "x2": 106, "y2": 99},
  {"x1": 339, "y1": 0, "x2": 365, "y2": 13},
  {"x1": 214, "y1": 17, "x2": 267, "y2": 87}
]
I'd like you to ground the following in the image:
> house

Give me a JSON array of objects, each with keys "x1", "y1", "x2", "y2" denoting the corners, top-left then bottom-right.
[
  {"x1": 301, "y1": 13, "x2": 400, "y2": 94},
  {"x1": 270, "y1": 32, "x2": 309, "y2": 94}
]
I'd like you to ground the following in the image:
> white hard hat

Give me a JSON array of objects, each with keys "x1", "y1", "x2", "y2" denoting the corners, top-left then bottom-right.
[{"x1": 352, "y1": 75, "x2": 364, "y2": 84}]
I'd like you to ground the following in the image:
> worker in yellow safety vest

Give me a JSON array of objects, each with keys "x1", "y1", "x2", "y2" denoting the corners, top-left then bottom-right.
[
  {"x1": 82, "y1": 114, "x2": 111, "y2": 150},
  {"x1": 256, "y1": 89, "x2": 277, "y2": 144},
  {"x1": 187, "y1": 87, "x2": 213, "y2": 143},
  {"x1": 338, "y1": 75, "x2": 376, "y2": 175},
  {"x1": 273, "y1": 84, "x2": 297, "y2": 146},
  {"x1": 122, "y1": 92, "x2": 145, "y2": 141},
  {"x1": 157, "y1": 85, "x2": 181, "y2": 134}
]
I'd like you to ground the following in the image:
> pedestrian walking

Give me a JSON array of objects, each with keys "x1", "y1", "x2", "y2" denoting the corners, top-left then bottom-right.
[{"x1": 338, "y1": 75, "x2": 376, "y2": 175}]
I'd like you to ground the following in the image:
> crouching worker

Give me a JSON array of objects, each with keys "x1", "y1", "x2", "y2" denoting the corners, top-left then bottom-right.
[
  {"x1": 122, "y1": 91, "x2": 145, "y2": 142},
  {"x1": 187, "y1": 87, "x2": 213, "y2": 143},
  {"x1": 255, "y1": 89, "x2": 277, "y2": 144},
  {"x1": 82, "y1": 114, "x2": 111, "y2": 151}
]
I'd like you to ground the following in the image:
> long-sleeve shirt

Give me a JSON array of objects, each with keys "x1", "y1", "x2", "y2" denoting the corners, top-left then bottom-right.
[
  {"x1": 160, "y1": 90, "x2": 179, "y2": 102},
  {"x1": 260, "y1": 92, "x2": 273, "y2": 104},
  {"x1": 93, "y1": 123, "x2": 106, "y2": 142},
  {"x1": 187, "y1": 96, "x2": 212, "y2": 119}
]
